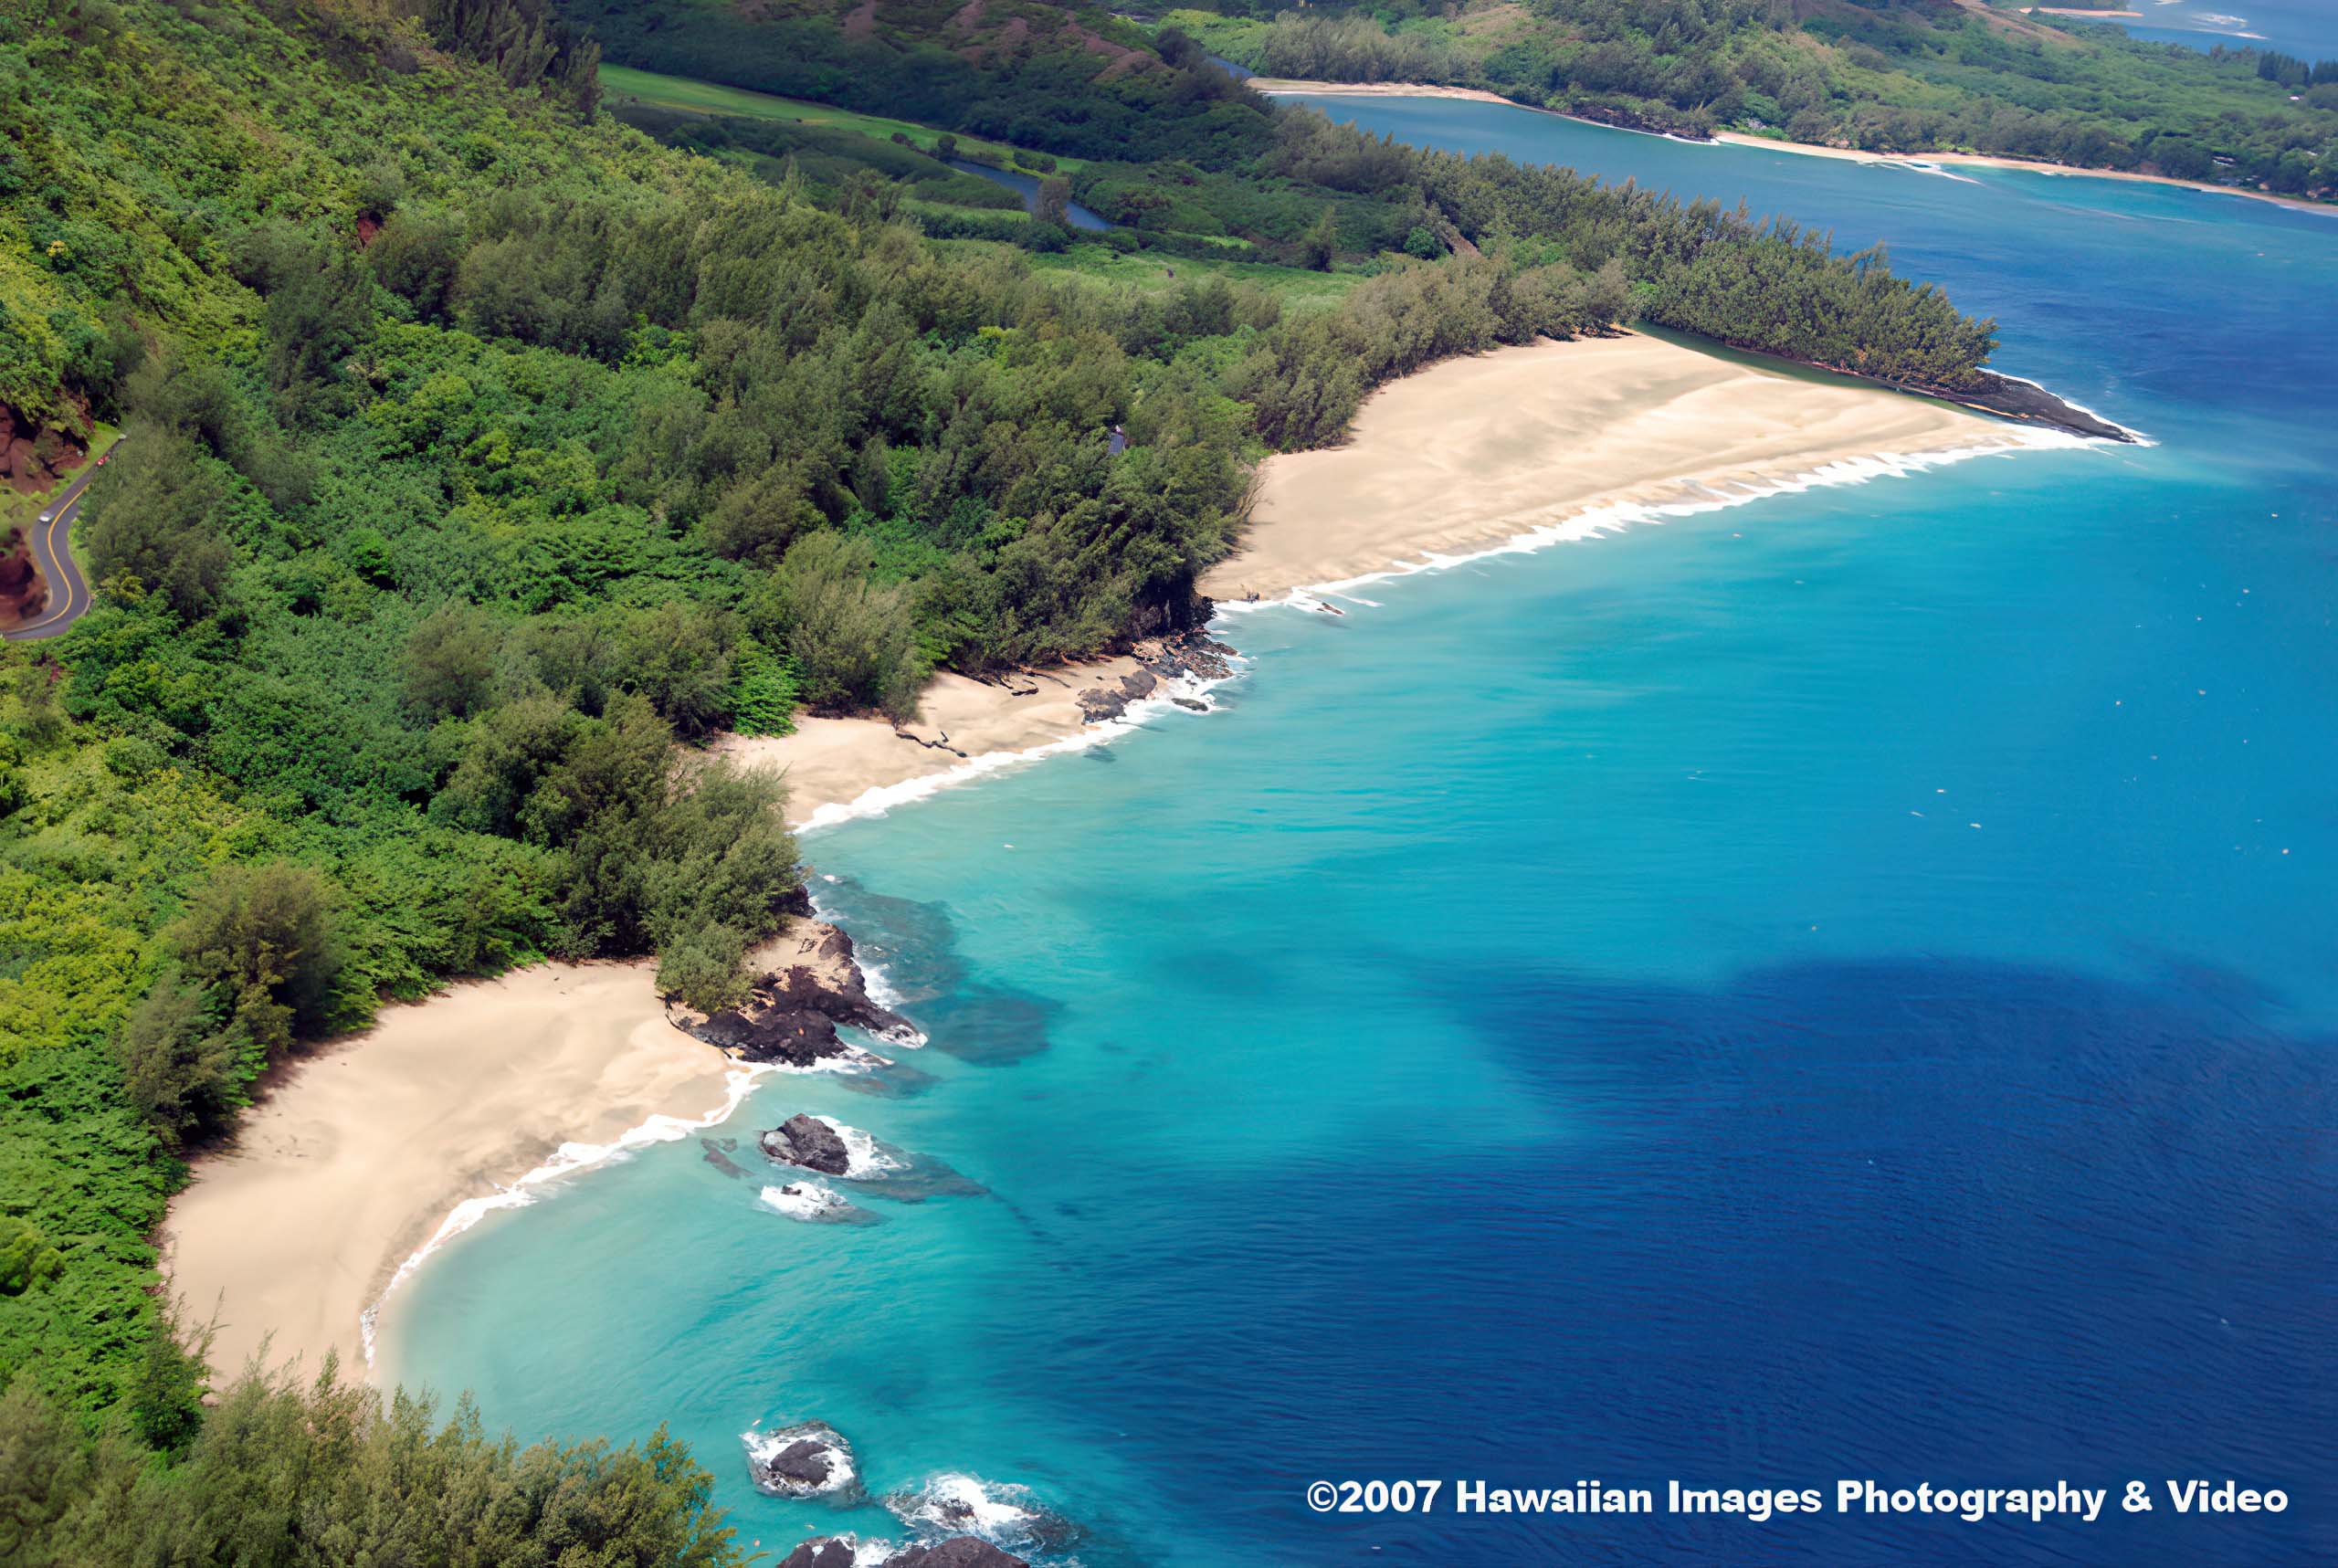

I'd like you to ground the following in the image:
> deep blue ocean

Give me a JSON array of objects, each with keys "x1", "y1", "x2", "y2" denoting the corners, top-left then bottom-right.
[{"x1": 385, "y1": 102, "x2": 2338, "y2": 1566}]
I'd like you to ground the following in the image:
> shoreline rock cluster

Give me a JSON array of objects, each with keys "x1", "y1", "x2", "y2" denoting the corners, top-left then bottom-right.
[
  {"x1": 1074, "y1": 627, "x2": 1238, "y2": 723},
  {"x1": 1914, "y1": 367, "x2": 2138, "y2": 442},
  {"x1": 743, "y1": 1418, "x2": 1073, "y2": 1568},
  {"x1": 682, "y1": 915, "x2": 918, "y2": 1069}
]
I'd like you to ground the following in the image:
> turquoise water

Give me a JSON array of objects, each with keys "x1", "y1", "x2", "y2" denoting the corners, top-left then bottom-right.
[{"x1": 387, "y1": 106, "x2": 2338, "y2": 1564}]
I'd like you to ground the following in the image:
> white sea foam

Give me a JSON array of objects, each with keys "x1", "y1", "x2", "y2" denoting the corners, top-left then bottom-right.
[
  {"x1": 1215, "y1": 426, "x2": 2101, "y2": 616},
  {"x1": 767, "y1": 1535, "x2": 893, "y2": 1565},
  {"x1": 760, "y1": 1044, "x2": 893, "y2": 1076},
  {"x1": 888, "y1": 1473, "x2": 1052, "y2": 1546},
  {"x1": 856, "y1": 952, "x2": 907, "y2": 1010},
  {"x1": 759, "y1": 1180, "x2": 857, "y2": 1219},
  {"x1": 813, "y1": 1115, "x2": 905, "y2": 1178},
  {"x1": 795, "y1": 667, "x2": 1234, "y2": 835},
  {"x1": 360, "y1": 1060, "x2": 775, "y2": 1364},
  {"x1": 1890, "y1": 158, "x2": 1984, "y2": 185}
]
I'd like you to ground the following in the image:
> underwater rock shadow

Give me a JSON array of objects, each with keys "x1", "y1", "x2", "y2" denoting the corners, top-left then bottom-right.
[{"x1": 814, "y1": 876, "x2": 1062, "y2": 1064}]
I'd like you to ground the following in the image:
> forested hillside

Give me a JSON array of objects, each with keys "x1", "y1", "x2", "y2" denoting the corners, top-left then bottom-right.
[
  {"x1": 558, "y1": 0, "x2": 2001, "y2": 386},
  {"x1": 1, "y1": 0, "x2": 2005, "y2": 1552},
  {"x1": 1174, "y1": 0, "x2": 2338, "y2": 197}
]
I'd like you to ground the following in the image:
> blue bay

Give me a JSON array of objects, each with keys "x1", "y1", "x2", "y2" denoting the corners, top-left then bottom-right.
[{"x1": 386, "y1": 101, "x2": 2338, "y2": 1566}]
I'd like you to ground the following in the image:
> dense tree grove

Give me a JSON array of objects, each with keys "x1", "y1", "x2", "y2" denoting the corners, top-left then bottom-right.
[
  {"x1": 581, "y1": 4, "x2": 1999, "y2": 385},
  {"x1": 416, "y1": 0, "x2": 605, "y2": 117},
  {"x1": 1264, "y1": 109, "x2": 2001, "y2": 384},
  {"x1": 0, "y1": 0, "x2": 2010, "y2": 1549},
  {"x1": 0, "y1": 1372, "x2": 747, "y2": 1566},
  {"x1": 1176, "y1": 0, "x2": 2338, "y2": 197}
]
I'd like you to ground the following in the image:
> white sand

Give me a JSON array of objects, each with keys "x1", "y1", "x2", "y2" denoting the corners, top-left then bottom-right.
[
  {"x1": 162, "y1": 962, "x2": 733, "y2": 1382},
  {"x1": 1245, "y1": 76, "x2": 1518, "y2": 105},
  {"x1": 1199, "y1": 331, "x2": 2023, "y2": 602},
  {"x1": 722, "y1": 658, "x2": 1153, "y2": 828}
]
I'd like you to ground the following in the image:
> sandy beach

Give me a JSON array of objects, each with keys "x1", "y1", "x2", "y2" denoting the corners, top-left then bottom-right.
[
  {"x1": 1711, "y1": 132, "x2": 2335, "y2": 214},
  {"x1": 723, "y1": 658, "x2": 1153, "y2": 829},
  {"x1": 1252, "y1": 76, "x2": 2334, "y2": 216},
  {"x1": 163, "y1": 963, "x2": 734, "y2": 1381},
  {"x1": 160, "y1": 330, "x2": 2038, "y2": 1386},
  {"x1": 1200, "y1": 331, "x2": 2026, "y2": 603}
]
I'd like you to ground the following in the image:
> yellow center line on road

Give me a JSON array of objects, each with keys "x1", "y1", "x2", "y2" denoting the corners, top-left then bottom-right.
[{"x1": 7, "y1": 466, "x2": 95, "y2": 637}]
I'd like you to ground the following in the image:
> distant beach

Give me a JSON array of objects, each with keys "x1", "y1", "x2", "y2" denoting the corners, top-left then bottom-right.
[
  {"x1": 1243, "y1": 76, "x2": 1517, "y2": 107},
  {"x1": 1710, "y1": 132, "x2": 2338, "y2": 215},
  {"x1": 1251, "y1": 76, "x2": 2337, "y2": 216}
]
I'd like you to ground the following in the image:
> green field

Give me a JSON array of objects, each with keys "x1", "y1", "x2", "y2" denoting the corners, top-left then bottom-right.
[
  {"x1": 598, "y1": 63, "x2": 1086, "y2": 173},
  {"x1": 1030, "y1": 243, "x2": 1361, "y2": 306}
]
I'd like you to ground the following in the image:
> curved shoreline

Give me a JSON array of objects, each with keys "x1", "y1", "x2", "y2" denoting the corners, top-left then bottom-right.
[
  {"x1": 1198, "y1": 331, "x2": 2074, "y2": 605},
  {"x1": 163, "y1": 962, "x2": 740, "y2": 1382},
  {"x1": 1251, "y1": 76, "x2": 2338, "y2": 218},
  {"x1": 359, "y1": 1058, "x2": 778, "y2": 1372},
  {"x1": 160, "y1": 330, "x2": 2091, "y2": 1381}
]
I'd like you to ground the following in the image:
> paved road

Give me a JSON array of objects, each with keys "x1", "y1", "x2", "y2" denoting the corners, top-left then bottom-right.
[{"x1": 4, "y1": 453, "x2": 106, "y2": 641}]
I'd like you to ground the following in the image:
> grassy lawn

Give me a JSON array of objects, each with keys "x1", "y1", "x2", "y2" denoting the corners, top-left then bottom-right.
[
  {"x1": 1019, "y1": 243, "x2": 1364, "y2": 308},
  {"x1": 598, "y1": 64, "x2": 1086, "y2": 173}
]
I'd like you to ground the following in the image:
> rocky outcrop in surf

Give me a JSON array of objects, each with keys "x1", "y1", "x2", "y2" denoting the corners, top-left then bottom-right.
[
  {"x1": 885, "y1": 1475, "x2": 1079, "y2": 1557},
  {"x1": 777, "y1": 1541, "x2": 861, "y2": 1568},
  {"x1": 743, "y1": 1421, "x2": 860, "y2": 1500},
  {"x1": 683, "y1": 921, "x2": 921, "y2": 1068},
  {"x1": 890, "y1": 1542, "x2": 1032, "y2": 1568},
  {"x1": 1928, "y1": 369, "x2": 2139, "y2": 442},
  {"x1": 760, "y1": 1180, "x2": 881, "y2": 1224},
  {"x1": 1076, "y1": 665, "x2": 1156, "y2": 722},
  {"x1": 763, "y1": 1112, "x2": 854, "y2": 1173},
  {"x1": 1075, "y1": 628, "x2": 1237, "y2": 722}
]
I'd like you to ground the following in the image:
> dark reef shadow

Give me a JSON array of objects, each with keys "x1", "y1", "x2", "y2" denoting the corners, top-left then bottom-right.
[{"x1": 812, "y1": 876, "x2": 1061, "y2": 1064}]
